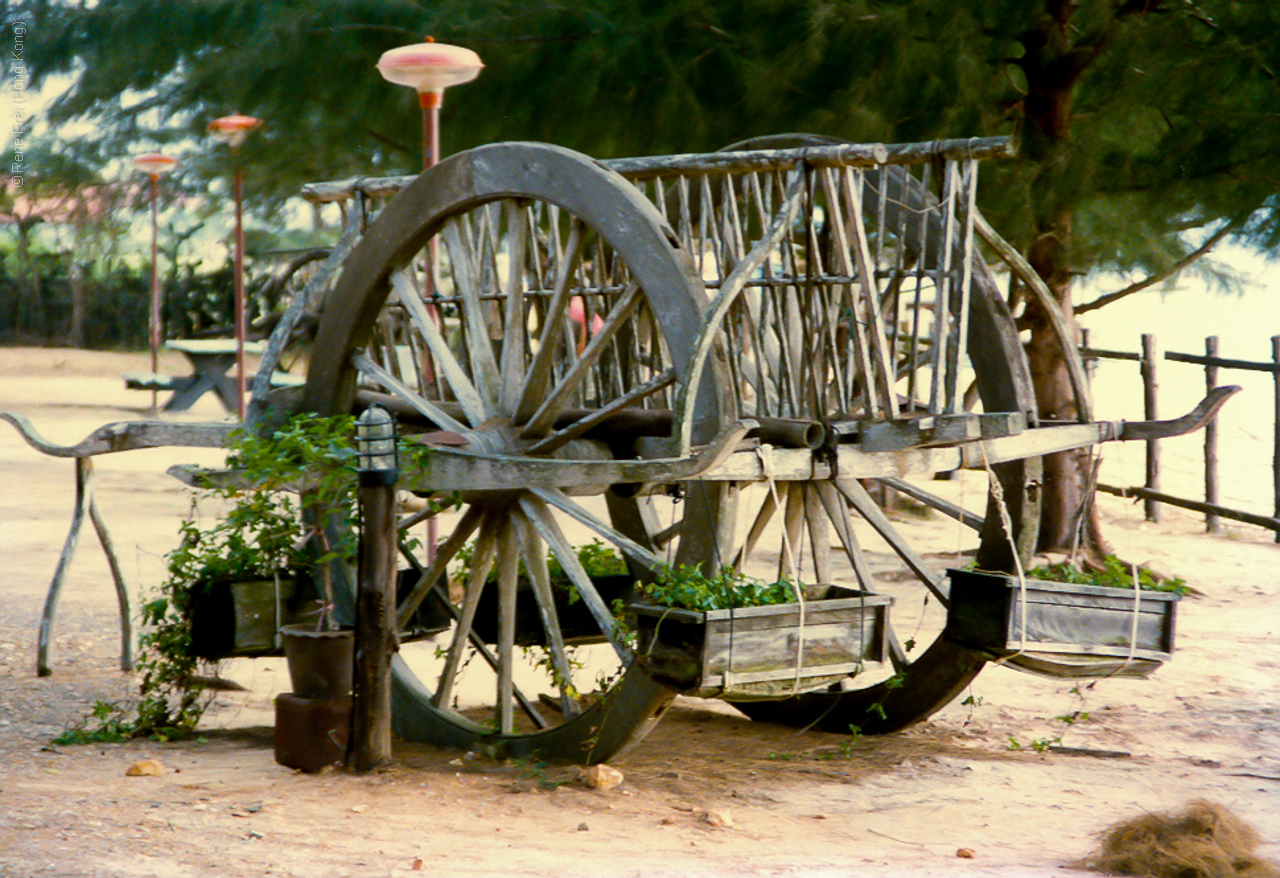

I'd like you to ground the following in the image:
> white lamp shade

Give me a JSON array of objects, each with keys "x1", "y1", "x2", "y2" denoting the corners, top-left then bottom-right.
[
  {"x1": 208, "y1": 113, "x2": 263, "y2": 148},
  {"x1": 133, "y1": 153, "x2": 177, "y2": 177},
  {"x1": 376, "y1": 42, "x2": 483, "y2": 95}
]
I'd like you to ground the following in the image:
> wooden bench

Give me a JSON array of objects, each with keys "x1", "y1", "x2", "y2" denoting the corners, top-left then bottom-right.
[
  {"x1": 123, "y1": 372, "x2": 180, "y2": 393},
  {"x1": 124, "y1": 370, "x2": 302, "y2": 394}
]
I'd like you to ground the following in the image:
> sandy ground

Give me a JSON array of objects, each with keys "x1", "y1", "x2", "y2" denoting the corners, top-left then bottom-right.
[{"x1": 1, "y1": 346, "x2": 1278, "y2": 878}]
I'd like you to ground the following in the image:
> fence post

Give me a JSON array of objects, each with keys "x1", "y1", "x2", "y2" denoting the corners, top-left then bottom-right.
[
  {"x1": 1080, "y1": 328, "x2": 1097, "y2": 381},
  {"x1": 1273, "y1": 336, "x2": 1280, "y2": 544},
  {"x1": 1204, "y1": 336, "x2": 1220, "y2": 534},
  {"x1": 1141, "y1": 333, "x2": 1161, "y2": 523}
]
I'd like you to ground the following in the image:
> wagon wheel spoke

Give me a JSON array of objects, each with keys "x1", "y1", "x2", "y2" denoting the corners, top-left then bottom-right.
[
  {"x1": 396, "y1": 504, "x2": 483, "y2": 630},
  {"x1": 440, "y1": 216, "x2": 501, "y2": 414},
  {"x1": 731, "y1": 483, "x2": 780, "y2": 572},
  {"x1": 524, "y1": 368, "x2": 676, "y2": 456},
  {"x1": 421, "y1": 511, "x2": 550, "y2": 731},
  {"x1": 802, "y1": 485, "x2": 835, "y2": 586},
  {"x1": 813, "y1": 481, "x2": 909, "y2": 670},
  {"x1": 513, "y1": 216, "x2": 587, "y2": 424},
  {"x1": 519, "y1": 283, "x2": 644, "y2": 439},
  {"x1": 499, "y1": 200, "x2": 531, "y2": 412},
  {"x1": 432, "y1": 510, "x2": 497, "y2": 710},
  {"x1": 494, "y1": 514, "x2": 520, "y2": 733},
  {"x1": 513, "y1": 508, "x2": 583, "y2": 718},
  {"x1": 518, "y1": 492, "x2": 634, "y2": 663},
  {"x1": 528, "y1": 487, "x2": 664, "y2": 574},
  {"x1": 835, "y1": 478, "x2": 948, "y2": 606},
  {"x1": 872, "y1": 477, "x2": 985, "y2": 531},
  {"x1": 389, "y1": 267, "x2": 490, "y2": 426},
  {"x1": 352, "y1": 352, "x2": 469, "y2": 435}
]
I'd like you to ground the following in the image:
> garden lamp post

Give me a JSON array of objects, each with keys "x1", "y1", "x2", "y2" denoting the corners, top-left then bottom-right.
[
  {"x1": 133, "y1": 152, "x2": 177, "y2": 411},
  {"x1": 376, "y1": 37, "x2": 483, "y2": 171},
  {"x1": 376, "y1": 39, "x2": 481, "y2": 562},
  {"x1": 207, "y1": 113, "x2": 263, "y2": 420},
  {"x1": 352, "y1": 405, "x2": 399, "y2": 771}
]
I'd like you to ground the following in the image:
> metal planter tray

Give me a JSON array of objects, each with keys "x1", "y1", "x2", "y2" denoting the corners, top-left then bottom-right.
[
  {"x1": 944, "y1": 568, "x2": 1180, "y2": 679},
  {"x1": 632, "y1": 586, "x2": 892, "y2": 698}
]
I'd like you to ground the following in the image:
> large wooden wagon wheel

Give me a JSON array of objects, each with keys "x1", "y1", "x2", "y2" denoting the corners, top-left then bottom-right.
[
  {"x1": 642, "y1": 133, "x2": 1043, "y2": 734},
  {"x1": 302, "y1": 143, "x2": 736, "y2": 762}
]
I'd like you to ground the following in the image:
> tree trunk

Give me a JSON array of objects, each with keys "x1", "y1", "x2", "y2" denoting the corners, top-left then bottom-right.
[
  {"x1": 1024, "y1": 215, "x2": 1109, "y2": 564},
  {"x1": 1018, "y1": 4, "x2": 1112, "y2": 567},
  {"x1": 69, "y1": 260, "x2": 87, "y2": 348}
]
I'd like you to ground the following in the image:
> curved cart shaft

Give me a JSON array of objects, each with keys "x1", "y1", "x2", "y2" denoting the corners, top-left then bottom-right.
[{"x1": 0, "y1": 413, "x2": 235, "y2": 675}]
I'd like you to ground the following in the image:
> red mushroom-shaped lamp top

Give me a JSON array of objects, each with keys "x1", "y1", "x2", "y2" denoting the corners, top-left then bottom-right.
[
  {"x1": 377, "y1": 40, "x2": 482, "y2": 107},
  {"x1": 133, "y1": 153, "x2": 177, "y2": 178},
  {"x1": 207, "y1": 114, "x2": 263, "y2": 148}
]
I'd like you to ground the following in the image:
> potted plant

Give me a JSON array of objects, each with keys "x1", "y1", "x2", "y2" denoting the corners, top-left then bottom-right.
[
  {"x1": 147, "y1": 415, "x2": 362, "y2": 718},
  {"x1": 944, "y1": 555, "x2": 1188, "y2": 679},
  {"x1": 629, "y1": 565, "x2": 892, "y2": 698}
]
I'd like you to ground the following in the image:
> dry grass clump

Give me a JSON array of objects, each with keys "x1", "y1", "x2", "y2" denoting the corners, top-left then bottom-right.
[{"x1": 1080, "y1": 799, "x2": 1278, "y2": 878}]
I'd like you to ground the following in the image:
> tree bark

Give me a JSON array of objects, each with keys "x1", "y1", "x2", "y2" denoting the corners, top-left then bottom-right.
[
  {"x1": 1023, "y1": 215, "x2": 1109, "y2": 563},
  {"x1": 1017, "y1": 5, "x2": 1114, "y2": 566}
]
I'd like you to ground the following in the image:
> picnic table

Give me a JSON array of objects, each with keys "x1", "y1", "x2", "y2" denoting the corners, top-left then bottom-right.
[{"x1": 124, "y1": 339, "x2": 304, "y2": 412}]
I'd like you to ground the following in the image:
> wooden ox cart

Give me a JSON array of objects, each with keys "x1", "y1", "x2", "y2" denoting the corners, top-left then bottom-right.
[{"x1": 5, "y1": 133, "x2": 1236, "y2": 764}]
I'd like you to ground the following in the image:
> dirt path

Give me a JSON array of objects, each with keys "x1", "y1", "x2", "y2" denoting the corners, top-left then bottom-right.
[{"x1": 1, "y1": 346, "x2": 1277, "y2": 878}]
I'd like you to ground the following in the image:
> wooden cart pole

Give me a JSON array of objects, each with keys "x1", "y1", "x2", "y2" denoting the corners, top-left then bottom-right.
[{"x1": 350, "y1": 405, "x2": 399, "y2": 772}]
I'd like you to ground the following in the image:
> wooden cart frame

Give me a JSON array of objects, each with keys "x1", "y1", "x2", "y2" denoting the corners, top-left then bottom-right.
[{"x1": 5, "y1": 133, "x2": 1237, "y2": 763}]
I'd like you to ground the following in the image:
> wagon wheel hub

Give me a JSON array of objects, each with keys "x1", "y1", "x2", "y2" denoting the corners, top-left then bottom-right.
[{"x1": 417, "y1": 419, "x2": 619, "y2": 503}]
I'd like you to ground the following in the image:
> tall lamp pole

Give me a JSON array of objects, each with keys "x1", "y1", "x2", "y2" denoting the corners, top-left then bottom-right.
[
  {"x1": 208, "y1": 113, "x2": 263, "y2": 420},
  {"x1": 376, "y1": 37, "x2": 482, "y2": 172},
  {"x1": 376, "y1": 39, "x2": 482, "y2": 562},
  {"x1": 133, "y1": 152, "x2": 177, "y2": 411}
]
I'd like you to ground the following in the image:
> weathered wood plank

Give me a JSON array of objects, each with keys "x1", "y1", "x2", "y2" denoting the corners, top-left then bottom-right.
[
  {"x1": 2, "y1": 412, "x2": 236, "y2": 458},
  {"x1": 633, "y1": 588, "x2": 892, "y2": 697}
]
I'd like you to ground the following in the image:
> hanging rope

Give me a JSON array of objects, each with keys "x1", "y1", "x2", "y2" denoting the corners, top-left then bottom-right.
[
  {"x1": 979, "y1": 443, "x2": 1029, "y2": 663},
  {"x1": 752, "y1": 445, "x2": 807, "y2": 697}
]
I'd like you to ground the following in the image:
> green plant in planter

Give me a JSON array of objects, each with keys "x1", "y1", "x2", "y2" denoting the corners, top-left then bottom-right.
[
  {"x1": 120, "y1": 416, "x2": 363, "y2": 740},
  {"x1": 56, "y1": 413, "x2": 441, "y2": 743},
  {"x1": 636, "y1": 564, "x2": 800, "y2": 611},
  {"x1": 1024, "y1": 554, "x2": 1190, "y2": 596}
]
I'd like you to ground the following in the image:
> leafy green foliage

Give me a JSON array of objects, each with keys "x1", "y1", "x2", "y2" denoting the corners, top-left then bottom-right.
[
  {"x1": 1025, "y1": 555, "x2": 1189, "y2": 595},
  {"x1": 53, "y1": 700, "x2": 138, "y2": 746},
  {"x1": 55, "y1": 413, "x2": 437, "y2": 743},
  {"x1": 18, "y1": 0, "x2": 1280, "y2": 264},
  {"x1": 636, "y1": 564, "x2": 799, "y2": 612},
  {"x1": 453, "y1": 537, "x2": 626, "y2": 590}
]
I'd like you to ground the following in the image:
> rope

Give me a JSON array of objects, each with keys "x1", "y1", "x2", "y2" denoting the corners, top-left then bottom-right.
[
  {"x1": 1114, "y1": 562, "x2": 1143, "y2": 677},
  {"x1": 748, "y1": 445, "x2": 807, "y2": 697},
  {"x1": 978, "y1": 443, "x2": 1029, "y2": 663}
]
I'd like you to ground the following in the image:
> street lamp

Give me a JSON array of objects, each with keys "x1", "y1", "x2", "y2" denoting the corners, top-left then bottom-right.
[
  {"x1": 376, "y1": 39, "x2": 480, "y2": 562},
  {"x1": 208, "y1": 113, "x2": 263, "y2": 420},
  {"x1": 376, "y1": 37, "x2": 482, "y2": 170},
  {"x1": 133, "y1": 152, "x2": 177, "y2": 410}
]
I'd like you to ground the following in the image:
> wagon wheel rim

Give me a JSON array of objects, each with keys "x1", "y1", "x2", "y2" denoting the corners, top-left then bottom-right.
[
  {"x1": 656, "y1": 134, "x2": 1040, "y2": 733},
  {"x1": 304, "y1": 143, "x2": 732, "y2": 763}
]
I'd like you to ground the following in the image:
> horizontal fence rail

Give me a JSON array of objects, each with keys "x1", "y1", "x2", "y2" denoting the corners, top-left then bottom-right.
[{"x1": 1081, "y1": 332, "x2": 1280, "y2": 540}]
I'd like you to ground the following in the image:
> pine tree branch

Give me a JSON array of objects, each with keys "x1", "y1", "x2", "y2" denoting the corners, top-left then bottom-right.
[{"x1": 1075, "y1": 223, "x2": 1235, "y2": 315}]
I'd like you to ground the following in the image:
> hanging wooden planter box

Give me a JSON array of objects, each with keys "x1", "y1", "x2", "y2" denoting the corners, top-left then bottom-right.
[
  {"x1": 631, "y1": 586, "x2": 892, "y2": 698},
  {"x1": 189, "y1": 576, "x2": 320, "y2": 659},
  {"x1": 943, "y1": 568, "x2": 1180, "y2": 679}
]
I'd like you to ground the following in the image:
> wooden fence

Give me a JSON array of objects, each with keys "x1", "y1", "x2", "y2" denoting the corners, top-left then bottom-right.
[{"x1": 1080, "y1": 332, "x2": 1280, "y2": 541}]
